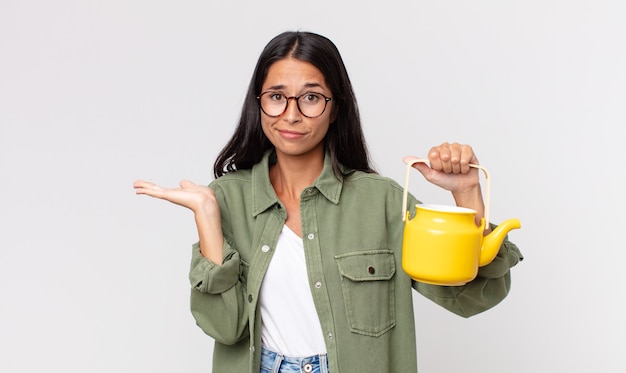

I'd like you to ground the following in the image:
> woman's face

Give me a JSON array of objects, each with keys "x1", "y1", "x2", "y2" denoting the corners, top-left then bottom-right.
[{"x1": 259, "y1": 58, "x2": 333, "y2": 160}]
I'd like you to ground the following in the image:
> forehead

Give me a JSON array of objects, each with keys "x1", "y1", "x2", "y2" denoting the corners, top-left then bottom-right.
[{"x1": 263, "y1": 58, "x2": 328, "y2": 90}]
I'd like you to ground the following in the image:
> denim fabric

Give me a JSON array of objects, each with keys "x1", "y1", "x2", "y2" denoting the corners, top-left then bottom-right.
[{"x1": 260, "y1": 346, "x2": 329, "y2": 373}]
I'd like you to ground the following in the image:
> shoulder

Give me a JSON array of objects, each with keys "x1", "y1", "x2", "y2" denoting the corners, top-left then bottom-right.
[
  {"x1": 343, "y1": 170, "x2": 420, "y2": 208},
  {"x1": 209, "y1": 169, "x2": 253, "y2": 191},
  {"x1": 344, "y1": 171, "x2": 403, "y2": 193}
]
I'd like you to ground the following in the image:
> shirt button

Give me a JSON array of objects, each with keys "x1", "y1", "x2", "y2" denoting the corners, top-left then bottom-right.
[
  {"x1": 328, "y1": 332, "x2": 334, "y2": 339},
  {"x1": 315, "y1": 281, "x2": 322, "y2": 289},
  {"x1": 368, "y1": 266, "x2": 376, "y2": 275},
  {"x1": 307, "y1": 233, "x2": 315, "y2": 240},
  {"x1": 248, "y1": 294, "x2": 253, "y2": 303},
  {"x1": 261, "y1": 245, "x2": 270, "y2": 253}
]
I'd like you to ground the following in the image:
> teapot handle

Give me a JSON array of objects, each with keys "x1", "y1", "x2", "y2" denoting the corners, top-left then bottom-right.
[{"x1": 401, "y1": 158, "x2": 491, "y2": 226}]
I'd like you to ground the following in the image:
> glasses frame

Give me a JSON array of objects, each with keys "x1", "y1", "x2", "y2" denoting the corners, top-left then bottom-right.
[{"x1": 256, "y1": 91, "x2": 333, "y2": 118}]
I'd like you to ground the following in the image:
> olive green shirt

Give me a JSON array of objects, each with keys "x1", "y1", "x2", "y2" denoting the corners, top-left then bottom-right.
[{"x1": 189, "y1": 151, "x2": 523, "y2": 373}]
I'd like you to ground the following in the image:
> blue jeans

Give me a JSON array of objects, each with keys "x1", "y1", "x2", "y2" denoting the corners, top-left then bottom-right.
[{"x1": 260, "y1": 346, "x2": 330, "y2": 373}]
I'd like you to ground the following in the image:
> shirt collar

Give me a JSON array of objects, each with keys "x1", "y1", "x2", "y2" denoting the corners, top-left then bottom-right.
[{"x1": 251, "y1": 149, "x2": 344, "y2": 217}]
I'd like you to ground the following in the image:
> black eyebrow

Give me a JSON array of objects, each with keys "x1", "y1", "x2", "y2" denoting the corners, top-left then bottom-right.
[
  {"x1": 265, "y1": 84, "x2": 285, "y2": 91},
  {"x1": 303, "y1": 82, "x2": 324, "y2": 89},
  {"x1": 264, "y1": 82, "x2": 325, "y2": 92}
]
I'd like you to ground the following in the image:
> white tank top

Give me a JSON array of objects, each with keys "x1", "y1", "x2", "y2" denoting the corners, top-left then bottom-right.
[{"x1": 259, "y1": 225, "x2": 327, "y2": 356}]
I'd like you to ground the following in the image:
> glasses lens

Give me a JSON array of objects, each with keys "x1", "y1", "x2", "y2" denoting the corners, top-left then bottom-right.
[
  {"x1": 297, "y1": 93, "x2": 326, "y2": 118},
  {"x1": 259, "y1": 92, "x2": 287, "y2": 117}
]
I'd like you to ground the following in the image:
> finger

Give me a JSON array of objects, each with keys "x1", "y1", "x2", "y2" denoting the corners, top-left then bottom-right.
[
  {"x1": 133, "y1": 179, "x2": 151, "y2": 188},
  {"x1": 449, "y1": 143, "x2": 463, "y2": 174},
  {"x1": 459, "y1": 144, "x2": 475, "y2": 173},
  {"x1": 428, "y1": 145, "x2": 444, "y2": 171},
  {"x1": 133, "y1": 180, "x2": 152, "y2": 194},
  {"x1": 402, "y1": 155, "x2": 421, "y2": 165},
  {"x1": 134, "y1": 180, "x2": 163, "y2": 189},
  {"x1": 434, "y1": 143, "x2": 454, "y2": 173},
  {"x1": 133, "y1": 180, "x2": 167, "y2": 198},
  {"x1": 137, "y1": 188, "x2": 166, "y2": 199}
]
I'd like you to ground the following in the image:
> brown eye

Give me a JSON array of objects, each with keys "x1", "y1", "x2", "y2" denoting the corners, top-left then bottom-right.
[
  {"x1": 269, "y1": 92, "x2": 285, "y2": 102},
  {"x1": 300, "y1": 93, "x2": 321, "y2": 105}
]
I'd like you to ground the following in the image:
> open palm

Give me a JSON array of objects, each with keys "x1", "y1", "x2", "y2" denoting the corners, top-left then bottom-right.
[{"x1": 133, "y1": 179, "x2": 218, "y2": 215}]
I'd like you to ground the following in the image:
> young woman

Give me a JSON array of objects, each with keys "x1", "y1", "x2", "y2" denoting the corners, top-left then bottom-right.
[{"x1": 134, "y1": 31, "x2": 523, "y2": 373}]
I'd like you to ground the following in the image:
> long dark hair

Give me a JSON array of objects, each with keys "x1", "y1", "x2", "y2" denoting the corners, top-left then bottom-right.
[{"x1": 213, "y1": 31, "x2": 375, "y2": 178}]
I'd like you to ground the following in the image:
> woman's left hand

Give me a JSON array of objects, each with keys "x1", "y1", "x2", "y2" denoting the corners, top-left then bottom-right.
[
  {"x1": 404, "y1": 142, "x2": 480, "y2": 194},
  {"x1": 404, "y1": 142, "x2": 487, "y2": 227}
]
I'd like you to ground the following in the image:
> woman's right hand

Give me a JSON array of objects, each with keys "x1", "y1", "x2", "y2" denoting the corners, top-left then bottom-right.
[
  {"x1": 133, "y1": 179, "x2": 224, "y2": 263},
  {"x1": 133, "y1": 179, "x2": 218, "y2": 215}
]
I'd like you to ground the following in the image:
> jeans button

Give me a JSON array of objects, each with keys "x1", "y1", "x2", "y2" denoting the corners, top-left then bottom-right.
[{"x1": 303, "y1": 363, "x2": 313, "y2": 372}]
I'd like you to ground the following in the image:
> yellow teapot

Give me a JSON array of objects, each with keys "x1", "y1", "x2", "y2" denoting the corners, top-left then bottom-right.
[{"x1": 401, "y1": 157, "x2": 521, "y2": 286}]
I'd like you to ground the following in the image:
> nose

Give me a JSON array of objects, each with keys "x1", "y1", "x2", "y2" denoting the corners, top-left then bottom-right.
[{"x1": 282, "y1": 97, "x2": 302, "y2": 123}]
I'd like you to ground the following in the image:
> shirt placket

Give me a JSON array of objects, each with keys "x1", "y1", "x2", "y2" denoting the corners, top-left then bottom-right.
[{"x1": 299, "y1": 187, "x2": 338, "y2": 365}]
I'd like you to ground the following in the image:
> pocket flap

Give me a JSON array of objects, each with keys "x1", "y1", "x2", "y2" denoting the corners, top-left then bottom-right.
[{"x1": 335, "y1": 250, "x2": 396, "y2": 281}]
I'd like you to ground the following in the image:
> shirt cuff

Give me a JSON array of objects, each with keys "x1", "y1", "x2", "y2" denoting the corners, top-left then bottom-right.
[{"x1": 188, "y1": 241, "x2": 241, "y2": 294}]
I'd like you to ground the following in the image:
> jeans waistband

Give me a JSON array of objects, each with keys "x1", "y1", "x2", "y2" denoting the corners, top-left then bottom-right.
[{"x1": 260, "y1": 346, "x2": 329, "y2": 373}]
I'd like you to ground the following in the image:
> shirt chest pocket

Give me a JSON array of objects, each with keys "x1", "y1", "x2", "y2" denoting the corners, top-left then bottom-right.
[{"x1": 335, "y1": 250, "x2": 396, "y2": 337}]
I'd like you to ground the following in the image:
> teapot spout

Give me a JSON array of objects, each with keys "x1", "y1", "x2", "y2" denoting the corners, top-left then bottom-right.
[{"x1": 479, "y1": 218, "x2": 522, "y2": 267}]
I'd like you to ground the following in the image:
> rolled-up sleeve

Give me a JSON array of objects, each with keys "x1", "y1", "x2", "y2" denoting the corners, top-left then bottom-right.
[
  {"x1": 189, "y1": 240, "x2": 250, "y2": 345},
  {"x1": 189, "y1": 241, "x2": 241, "y2": 294}
]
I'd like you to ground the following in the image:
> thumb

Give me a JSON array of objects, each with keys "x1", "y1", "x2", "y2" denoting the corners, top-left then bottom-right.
[
  {"x1": 402, "y1": 156, "x2": 432, "y2": 179},
  {"x1": 179, "y1": 180, "x2": 196, "y2": 189},
  {"x1": 412, "y1": 162, "x2": 433, "y2": 179}
]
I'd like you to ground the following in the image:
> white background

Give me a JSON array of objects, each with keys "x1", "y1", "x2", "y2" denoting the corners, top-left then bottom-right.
[{"x1": 1, "y1": 1, "x2": 624, "y2": 372}]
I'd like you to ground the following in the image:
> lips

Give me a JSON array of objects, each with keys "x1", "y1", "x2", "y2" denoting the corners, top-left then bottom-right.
[{"x1": 278, "y1": 129, "x2": 306, "y2": 139}]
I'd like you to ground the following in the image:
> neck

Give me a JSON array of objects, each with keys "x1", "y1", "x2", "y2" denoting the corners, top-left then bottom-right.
[{"x1": 270, "y1": 149, "x2": 324, "y2": 200}]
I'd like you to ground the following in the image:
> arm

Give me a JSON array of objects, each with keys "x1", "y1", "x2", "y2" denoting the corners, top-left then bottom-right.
[
  {"x1": 407, "y1": 143, "x2": 523, "y2": 316},
  {"x1": 134, "y1": 179, "x2": 249, "y2": 343},
  {"x1": 133, "y1": 179, "x2": 224, "y2": 263}
]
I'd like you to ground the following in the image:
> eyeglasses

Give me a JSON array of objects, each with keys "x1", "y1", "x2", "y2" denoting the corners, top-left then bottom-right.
[{"x1": 257, "y1": 91, "x2": 332, "y2": 118}]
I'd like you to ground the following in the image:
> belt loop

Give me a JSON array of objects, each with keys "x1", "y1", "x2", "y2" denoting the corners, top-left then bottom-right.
[
  {"x1": 272, "y1": 351, "x2": 283, "y2": 373},
  {"x1": 320, "y1": 354, "x2": 328, "y2": 373}
]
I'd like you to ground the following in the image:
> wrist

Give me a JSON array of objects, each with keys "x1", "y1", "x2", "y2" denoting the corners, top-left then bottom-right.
[
  {"x1": 452, "y1": 184, "x2": 482, "y2": 207},
  {"x1": 452, "y1": 185, "x2": 486, "y2": 226}
]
